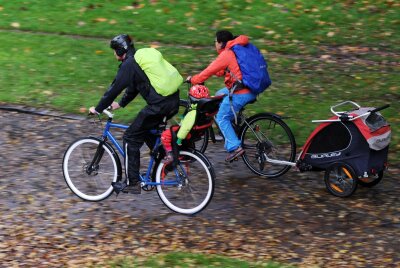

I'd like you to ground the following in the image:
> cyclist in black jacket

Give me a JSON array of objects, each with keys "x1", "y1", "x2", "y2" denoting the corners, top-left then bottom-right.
[{"x1": 89, "y1": 34, "x2": 179, "y2": 194}]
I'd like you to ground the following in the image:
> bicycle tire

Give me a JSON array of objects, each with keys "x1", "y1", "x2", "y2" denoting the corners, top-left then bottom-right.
[
  {"x1": 324, "y1": 162, "x2": 358, "y2": 197},
  {"x1": 155, "y1": 150, "x2": 215, "y2": 215},
  {"x1": 240, "y1": 113, "x2": 296, "y2": 178},
  {"x1": 63, "y1": 137, "x2": 122, "y2": 201},
  {"x1": 358, "y1": 170, "x2": 384, "y2": 187}
]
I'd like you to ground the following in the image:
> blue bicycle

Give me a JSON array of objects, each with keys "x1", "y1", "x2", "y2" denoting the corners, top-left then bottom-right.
[{"x1": 62, "y1": 109, "x2": 215, "y2": 215}]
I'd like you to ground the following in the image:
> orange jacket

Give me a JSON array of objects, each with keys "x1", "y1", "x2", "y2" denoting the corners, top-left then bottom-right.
[{"x1": 191, "y1": 35, "x2": 251, "y2": 94}]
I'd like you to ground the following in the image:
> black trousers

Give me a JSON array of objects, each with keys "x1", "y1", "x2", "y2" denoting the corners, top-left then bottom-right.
[{"x1": 123, "y1": 95, "x2": 179, "y2": 182}]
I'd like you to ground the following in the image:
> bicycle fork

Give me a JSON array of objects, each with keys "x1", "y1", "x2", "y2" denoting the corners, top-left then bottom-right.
[{"x1": 86, "y1": 140, "x2": 106, "y2": 175}]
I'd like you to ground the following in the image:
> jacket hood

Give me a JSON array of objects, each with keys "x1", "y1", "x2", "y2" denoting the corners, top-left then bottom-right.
[
  {"x1": 122, "y1": 48, "x2": 135, "y2": 61},
  {"x1": 226, "y1": 35, "x2": 249, "y2": 49}
]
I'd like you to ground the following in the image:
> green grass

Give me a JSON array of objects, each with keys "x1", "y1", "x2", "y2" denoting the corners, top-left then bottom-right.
[
  {"x1": 0, "y1": 0, "x2": 399, "y2": 53},
  {"x1": 105, "y1": 252, "x2": 289, "y2": 268}
]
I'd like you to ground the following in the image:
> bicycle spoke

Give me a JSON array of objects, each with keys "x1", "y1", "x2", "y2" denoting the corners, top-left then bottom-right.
[
  {"x1": 241, "y1": 114, "x2": 296, "y2": 178},
  {"x1": 63, "y1": 138, "x2": 119, "y2": 201}
]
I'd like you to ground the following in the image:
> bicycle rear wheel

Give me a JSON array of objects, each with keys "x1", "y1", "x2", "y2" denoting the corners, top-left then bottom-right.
[
  {"x1": 155, "y1": 150, "x2": 215, "y2": 215},
  {"x1": 240, "y1": 113, "x2": 296, "y2": 178},
  {"x1": 62, "y1": 137, "x2": 121, "y2": 201}
]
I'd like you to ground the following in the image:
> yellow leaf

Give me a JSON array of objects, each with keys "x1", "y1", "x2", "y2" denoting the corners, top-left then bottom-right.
[
  {"x1": 11, "y1": 22, "x2": 20, "y2": 28},
  {"x1": 95, "y1": 50, "x2": 104, "y2": 54},
  {"x1": 43, "y1": 90, "x2": 53, "y2": 96},
  {"x1": 94, "y1": 18, "x2": 107, "y2": 22},
  {"x1": 121, "y1": 6, "x2": 134, "y2": 10}
]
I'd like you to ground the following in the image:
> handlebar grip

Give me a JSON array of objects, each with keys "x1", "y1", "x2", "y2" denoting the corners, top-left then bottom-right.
[{"x1": 369, "y1": 104, "x2": 390, "y2": 114}]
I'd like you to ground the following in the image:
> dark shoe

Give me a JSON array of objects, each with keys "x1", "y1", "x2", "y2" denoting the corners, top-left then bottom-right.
[
  {"x1": 122, "y1": 181, "x2": 142, "y2": 194},
  {"x1": 111, "y1": 181, "x2": 127, "y2": 195},
  {"x1": 162, "y1": 151, "x2": 174, "y2": 165},
  {"x1": 225, "y1": 147, "x2": 245, "y2": 162},
  {"x1": 112, "y1": 180, "x2": 141, "y2": 195}
]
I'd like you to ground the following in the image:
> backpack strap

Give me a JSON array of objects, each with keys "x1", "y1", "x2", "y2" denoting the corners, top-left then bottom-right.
[
  {"x1": 225, "y1": 68, "x2": 241, "y2": 125},
  {"x1": 225, "y1": 67, "x2": 244, "y2": 96}
]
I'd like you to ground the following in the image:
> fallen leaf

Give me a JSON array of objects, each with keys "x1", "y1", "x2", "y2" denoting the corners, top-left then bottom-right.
[
  {"x1": 11, "y1": 22, "x2": 20, "y2": 28},
  {"x1": 93, "y1": 18, "x2": 107, "y2": 22},
  {"x1": 43, "y1": 90, "x2": 53, "y2": 96}
]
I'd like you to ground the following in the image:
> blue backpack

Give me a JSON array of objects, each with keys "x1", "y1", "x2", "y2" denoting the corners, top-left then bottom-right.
[{"x1": 231, "y1": 43, "x2": 271, "y2": 94}]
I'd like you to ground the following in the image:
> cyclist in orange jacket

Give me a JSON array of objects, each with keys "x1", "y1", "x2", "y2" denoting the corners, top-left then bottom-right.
[{"x1": 187, "y1": 30, "x2": 257, "y2": 162}]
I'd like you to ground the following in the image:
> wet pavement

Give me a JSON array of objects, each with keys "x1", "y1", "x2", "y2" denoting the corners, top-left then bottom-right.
[{"x1": 0, "y1": 107, "x2": 399, "y2": 267}]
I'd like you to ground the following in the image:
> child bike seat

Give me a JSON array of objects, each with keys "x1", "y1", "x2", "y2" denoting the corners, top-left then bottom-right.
[{"x1": 196, "y1": 95, "x2": 224, "y2": 114}]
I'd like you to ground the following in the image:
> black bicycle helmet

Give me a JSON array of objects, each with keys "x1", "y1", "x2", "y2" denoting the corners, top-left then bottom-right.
[{"x1": 110, "y1": 34, "x2": 133, "y2": 56}]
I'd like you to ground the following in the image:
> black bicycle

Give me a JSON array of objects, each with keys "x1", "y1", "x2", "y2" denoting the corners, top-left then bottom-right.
[{"x1": 176, "y1": 96, "x2": 297, "y2": 178}]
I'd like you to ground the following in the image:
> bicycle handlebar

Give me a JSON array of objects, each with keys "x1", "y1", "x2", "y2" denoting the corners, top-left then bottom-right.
[
  {"x1": 368, "y1": 104, "x2": 390, "y2": 114},
  {"x1": 312, "y1": 102, "x2": 390, "y2": 123},
  {"x1": 102, "y1": 109, "x2": 113, "y2": 118}
]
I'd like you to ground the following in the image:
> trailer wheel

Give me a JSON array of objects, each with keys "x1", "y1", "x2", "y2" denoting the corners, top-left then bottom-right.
[{"x1": 324, "y1": 162, "x2": 358, "y2": 197}]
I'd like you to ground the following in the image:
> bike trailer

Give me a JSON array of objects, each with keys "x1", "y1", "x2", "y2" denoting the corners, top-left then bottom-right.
[{"x1": 297, "y1": 101, "x2": 391, "y2": 197}]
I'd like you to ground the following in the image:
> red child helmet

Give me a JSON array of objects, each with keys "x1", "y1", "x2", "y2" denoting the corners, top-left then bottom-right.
[{"x1": 189, "y1": 85, "x2": 210, "y2": 101}]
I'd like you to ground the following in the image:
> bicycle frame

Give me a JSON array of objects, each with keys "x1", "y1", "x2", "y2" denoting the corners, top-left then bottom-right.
[{"x1": 98, "y1": 110, "x2": 184, "y2": 186}]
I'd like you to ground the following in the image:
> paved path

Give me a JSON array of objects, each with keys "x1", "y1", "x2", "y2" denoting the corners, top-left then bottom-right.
[{"x1": 0, "y1": 108, "x2": 399, "y2": 267}]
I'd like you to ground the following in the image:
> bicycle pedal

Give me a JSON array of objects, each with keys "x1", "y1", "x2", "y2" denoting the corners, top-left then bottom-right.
[{"x1": 142, "y1": 185, "x2": 155, "y2": 191}]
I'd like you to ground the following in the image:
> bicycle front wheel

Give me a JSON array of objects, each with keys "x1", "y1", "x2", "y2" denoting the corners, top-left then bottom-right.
[
  {"x1": 62, "y1": 137, "x2": 121, "y2": 201},
  {"x1": 155, "y1": 150, "x2": 215, "y2": 215},
  {"x1": 240, "y1": 113, "x2": 296, "y2": 178}
]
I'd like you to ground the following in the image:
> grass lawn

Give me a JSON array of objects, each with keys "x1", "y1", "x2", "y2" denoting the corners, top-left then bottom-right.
[{"x1": 106, "y1": 252, "x2": 290, "y2": 268}]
